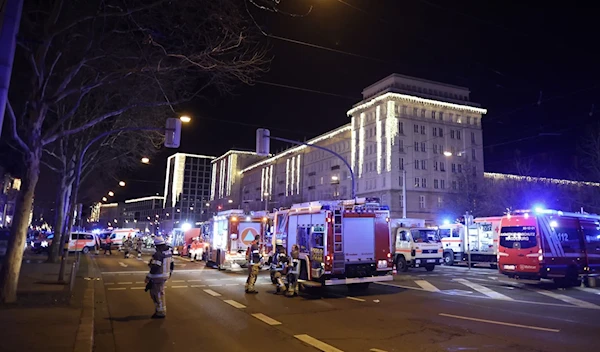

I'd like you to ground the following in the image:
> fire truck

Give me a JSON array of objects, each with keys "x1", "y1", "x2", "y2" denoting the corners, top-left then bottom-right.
[
  {"x1": 390, "y1": 218, "x2": 443, "y2": 272},
  {"x1": 206, "y1": 210, "x2": 269, "y2": 270},
  {"x1": 439, "y1": 216, "x2": 502, "y2": 266},
  {"x1": 498, "y1": 208, "x2": 600, "y2": 286},
  {"x1": 273, "y1": 198, "x2": 393, "y2": 290}
]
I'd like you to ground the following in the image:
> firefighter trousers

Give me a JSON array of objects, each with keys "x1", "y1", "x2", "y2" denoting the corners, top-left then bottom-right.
[
  {"x1": 245, "y1": 263, "x2": 260, "y2": 292},
  {"x1": 149, "y1": 279, "x2": 167, "y2": 316},
  {"x1": 286, "y1": 272, "x2": 299, "y2": 296},
  {"x1": 273, "y1": 271, "x2": 285, "y2": 292}
]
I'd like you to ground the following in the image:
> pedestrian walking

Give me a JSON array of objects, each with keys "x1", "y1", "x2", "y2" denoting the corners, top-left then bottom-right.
[
  {"x1": 245, "y1": 235, "x2": 262, "y2": 294},
  {"x1": 145, "y1": 236, "x2": 174, "y2": 319},
  {"x1": 136, "y1": 236, "x2": 143, "y2": 260}
]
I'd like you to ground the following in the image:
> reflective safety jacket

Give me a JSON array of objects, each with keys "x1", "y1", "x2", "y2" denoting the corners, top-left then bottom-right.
[
  {"x1": 147, "y1": 247, "x2": 174, "y2": 280},
  {"x1": 248, "y1": 242, "x2": 261, "y2": 265}
]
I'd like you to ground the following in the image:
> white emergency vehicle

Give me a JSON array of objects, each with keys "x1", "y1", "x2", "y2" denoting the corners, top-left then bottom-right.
[
  {"x1": 273, "y1": 198, "x2": 393, "y2": 290},
  {"x1": 390, "y1": 218, "x2": 443, "y2": 272},
  {"x1": 439, "y1": 216, "x2": 502, "y2": 266}
]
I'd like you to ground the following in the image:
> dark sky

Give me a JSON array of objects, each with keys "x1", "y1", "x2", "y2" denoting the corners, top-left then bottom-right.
[{"x1": 106, "y1": 0, "x2": 600, "y2": 202}]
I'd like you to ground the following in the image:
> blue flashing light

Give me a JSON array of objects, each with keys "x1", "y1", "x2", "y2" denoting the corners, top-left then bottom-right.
[
  {"x1": 533, "y1": 205, "x2": 545, "y2": 214},
  {"x1": 381, "y1": 205, "x2": 390, "y2": 210},
  {"x1": 322, "y1": 205, "x2": 331, "y2": 210}
]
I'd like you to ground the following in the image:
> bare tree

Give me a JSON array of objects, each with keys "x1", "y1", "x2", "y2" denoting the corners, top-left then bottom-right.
[
  {"x1": 0, "y1": 0, "x2": 270, "y2": 302},
  {"x1": 444, "y1": 160, "x2": 501, "y2": 217},
  {"x1": 578, "y1": 122, "x2": 600, "y2": 182}
]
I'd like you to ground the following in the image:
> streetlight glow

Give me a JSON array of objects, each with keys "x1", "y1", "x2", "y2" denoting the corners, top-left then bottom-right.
[
  {"x1": 180, "y1": 115, "x2": 191, "y2": 123},
  {"x1": 108, "y1": 191, "x2": 115, "y2": 197},
  {"x1": 205, "y1": 202, "x2": 210, "y2": 207},
  {"x1": 331, "y1": 176, "x2": 339, "y2": 181},
  {"x1": 141, "y1": 157, "x2": 150, "y2": 164},
  {"x1": 443, "y1": 151, "x2": 452, "y2": 156},
  {"x1": 228, "y1": 199, "x2": 233, "y2": 204},
  {"x1": 119, "y1": 181, "x2": 126, "y2": 187},
  {"x1": 102, "y1": 197, "x2": 107, "y2": 202}
]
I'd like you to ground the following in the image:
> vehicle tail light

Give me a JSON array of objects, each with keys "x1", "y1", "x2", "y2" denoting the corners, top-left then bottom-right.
[
  {"x1": 326, "y1": 255, "x2": 331, "y2": 262},
  {"x1": 387, "y1": 252, "x2": 391, "y2": 258}
]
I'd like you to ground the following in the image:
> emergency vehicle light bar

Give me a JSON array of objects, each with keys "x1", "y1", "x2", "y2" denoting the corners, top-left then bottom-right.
[{"x1": 510, "y1": 208, "x2": 600, "y2": 220}]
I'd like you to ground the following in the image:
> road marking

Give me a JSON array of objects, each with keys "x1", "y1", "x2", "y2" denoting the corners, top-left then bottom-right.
[
  {"x1": 170, "y1": 285, "x2": 188, "y2": 288},
  {"x1": 118, "y1": 262, "x2": 128, "y2": 268},
  {"x1": 191, "y1": 285, "x2": 206, "y2": 288},
  {"x1": 209, "y1": 284, "x2": 223, "y2": 287},
  {"x1": 226, "y1": 283, "x2": 239, "y2": 286},
  {"x1": 223, "y1": 299, "x2": 246, "y2": 309},
  {"x1": 453, "y1": 279, "x2": 513, "y2": 300},
  {"x1": 535, "y1": 289, "x2": 600, "y2": 309},
  {"x1": 131, "y1": 287, "x2": 145, "y2": 290},
  {"x1": 415, "y1": 280, "x2": 440, "y2": 292},
  {"x1": 346, "y1": 296, "x2": 366, "y2": 302},
  {"x1": 118, "y1": 282, "x2": 133, "y2": 285},
  {"x1": 374, "y1": 281, "x2": 428, "y2": 291},
  {"x1": 294, "y1": 334, "x2": 344, "y2": 352},
  {"x1": 576, "y1": 287, "x2": 600, "y2": 295},
  {"x1": 135, "y1": 281, "x2": 145, "y2": 284},
  {"x1": 206, "y1": 279, "x2": 219, "y2": 281},
  {"x1": 187, "y1": 279, "x2": 203, "y2": 282},
  {"x1": 252, "y1": 313, "x2": 282, "y2": 326},
  {"x1": 438, "y1": 313, "x2": 560, "y2": 333},
  {"x1": 101, "y1": 269, "x2": 206, "y2": 275},
  {"x1": 370, "y1": 349, "x2": 388, "y2": 352},
  {"x1": 107, "y1": 288, "x2": 126, "y2": 291},
  {"x1": 172, "y1": 280, "x2": 186, "y2": 283},
  {"x1": 204, "y1": 289, "x2": 221, "y2": 297},
  {"x1": 104, "y1": 283, "x2": 114, "y2": 285}
]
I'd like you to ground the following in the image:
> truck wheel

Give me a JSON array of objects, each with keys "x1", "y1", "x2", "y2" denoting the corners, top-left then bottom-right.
[
  {"x1": 82, "y1": 246, "x2": 90, "y2": 254},
  {"x1": 396, "y1": 256, "x2": 409, "y2": 272},
  {"x1": 425, "y1": 264, "x2": 435, "y2": 272},
  {"x1": 443, "y1": 252, "x2": 454, "y2": 266}
]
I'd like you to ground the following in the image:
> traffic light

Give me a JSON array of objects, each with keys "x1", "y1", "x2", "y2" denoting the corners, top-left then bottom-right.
[
  {"x1": 165, "y1": 118, "x2": 182, "y2": 148},
  {"x1": 256, "y1": 128, "x2": 270, "y2": 156}
]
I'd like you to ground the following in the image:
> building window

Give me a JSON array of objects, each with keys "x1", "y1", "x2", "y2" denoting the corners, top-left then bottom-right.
[
  {"x1": 420, "y1": 126, "x2": 426, "y2": 135},
  {"x1": 421, "y1": 178, "x2": 427, "y2": 188},
  {"x1": 451, "y1": 163, "x2": 456, "y2": 173},
  {"x1": 437, "y1": 196, "x2": 443, "y2": 208},
  {"x1": 399, "y1": 175, "x2": 404, "y2": 187},
  {"x1": 421, "y1": 160, "x2": 426, "y2": 169},
  {"x1": 399, "y1": 158, "x2": 404, "y2": 170},
  {"x1": 420, "y1": 142, "x2": 426, "y2": 152},
  {"x1": 433, "y1": 144, "x2": 438, "y2": 154},
  {"x1": 458, "y1": 164, "x2": 463, "y2": 173},
  {"x1": 413, "y1": 107, "x2": 418, "y2": 116},
  {"x1": 414, "y1": 124, "x2": 419, "y2": 133},
  {"x1": 450, "y1": 130, "x2": 455, "y2": 139},
  {"x1": 399, "y1": 121, "x2": 404, "y2": 134},
  {"x1": 439, "y1": 129, "x2": 444, "y2": 137},
  {"x1": 439, "y1": 112, "x2": 443, "y2": 121},
  {"x1": 434, "y1": 161, "x2": 438, "y2": 171},
  {"x1": 419, "y1": 195, "x2": 426, "y2": 209},
  {"x1": 472, "y1": 149, "x2": 476, "y2": 161},
  {"x1": 433, "y1": 127, "x2": 438, "y2": 137},
  {"x1": 471, "y1": 132, "x2": 476, "y2": 144},
  {"x1": 399, "y1": 194, "x2": 404, "y2": 208},
  {"x1": 452, "y1": 181, "x2": 457, "y2": 190},
  {"x1": 457, "y1": 131, "x2": 461, "y2": 140},
  {"x1": 415, "y1": 178, "x2": 420, "y2": 188},
  {"x1": 449, "y1": 113, "x2": 454, "y2": 122},
  {"x1": 434, "y1": 179, "x2": 439, "y2": 189},
  {"x1": 421, "y1": 109, "x2": 426, "y2": 118},
  {"x1": 440, "y1": 162, "x2": 446, "y2": 172},
  {"x1": 440, "y1": 179, "x2": 446, "y2": 189},
  {"x1": 431, "y1": 111, "x2": 436, "y2": 119},
  {"x1": 414, "y1": 141, "x2": 419, "y2": 152},
  {"x1": 402, "y1": 106, "x2": 407, "y2": 115},
  {"x1": 414, "y1": 160, "x2": 419, "y2": 169},
  {"x1": 399, "y1": 140, "x2": 404, "y2": 152},
  {"x1": 467, "y1": 116, "x2": 471, "y2": 124}
]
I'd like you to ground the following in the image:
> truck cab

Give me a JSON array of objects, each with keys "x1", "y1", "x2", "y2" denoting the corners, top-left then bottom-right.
[{"x1": 393, "y1": 227, "x2": 443, "y2": 272}]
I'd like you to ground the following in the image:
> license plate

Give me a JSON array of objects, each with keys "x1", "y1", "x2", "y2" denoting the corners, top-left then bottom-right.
[
  {"x1": 427, "y1": 259, "x2": 436, "y2": 263},
  {"x1": 504, "y1": 265, "x2": 516, "y2": 270}
]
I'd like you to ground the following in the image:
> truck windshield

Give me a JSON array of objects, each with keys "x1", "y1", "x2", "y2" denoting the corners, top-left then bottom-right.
[
  {"x1": 438, "y1": 229, "x2": 451, "y2": 238},
  {"x1": 500, "y1": 226, "x2": 537, "y2": 249},
  {"x1": 411, "y1": 229, "x2": 440, "y2": 243}
]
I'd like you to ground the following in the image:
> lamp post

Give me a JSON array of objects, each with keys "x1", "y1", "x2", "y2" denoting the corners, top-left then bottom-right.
[{"x1": 263, "y1": 192, "x2": 270, "y2": 212}]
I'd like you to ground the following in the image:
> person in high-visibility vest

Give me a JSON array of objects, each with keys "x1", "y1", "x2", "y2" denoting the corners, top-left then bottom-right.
[
  {"x1": 190, "y1": 237, "x2": 203, "y2": 262},
  {"x1": 245, "y1": 235, "x2": 262, "y2": 294},
  {"x1": 285, "y1": 245, "x2": 300, "y2": 297},
  {"x1": 145, "y1": 236, "x2": 174, "y2": 319}
]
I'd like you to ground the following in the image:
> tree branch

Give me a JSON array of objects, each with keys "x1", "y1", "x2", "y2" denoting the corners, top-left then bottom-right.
[{"x1": 6, "y1": 102, "x2": 31, "y2": 153}]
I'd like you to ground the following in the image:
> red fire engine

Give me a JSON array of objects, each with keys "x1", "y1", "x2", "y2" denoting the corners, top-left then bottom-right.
[
  {"x1": 206, "y1": 210, "x2": 269, "y2": 270},
  {"x1": 273, "y1": 198, "x2": 394, "y2": 290},
  {"x1": 498, "y1": 208, "x2": 600, "y2": 286}
]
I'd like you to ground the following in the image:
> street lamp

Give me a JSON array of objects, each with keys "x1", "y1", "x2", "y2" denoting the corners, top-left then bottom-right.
[
  {"x1": 228, "y1": 199, "x2": 233, "y2": 204},
  {"x1": 443, "y1": 151, "x2": 452, "y2": 156},
  {"x1": 108, "y1": 191, "x2": 114, "y2": 197},
  {"x1": 141, "y1": 157, "x2": 150, "y2": 164},
  {"x1": 263, "y1": 192, "x2": 270, "y2": 212},
  {"x1": 102, "y1": 197, "x2": 107, "y2": 202},
  {"x1": 180, "y1": 115, "x2": 191, "y2": 123},
  {"x1": 119, "y1": 181, "x2": 126, "y2": 187}
]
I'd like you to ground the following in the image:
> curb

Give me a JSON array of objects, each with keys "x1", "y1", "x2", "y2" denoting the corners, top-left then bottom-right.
[{"x1": 73, "y1": 256, "x2": 95, "y2": 352}]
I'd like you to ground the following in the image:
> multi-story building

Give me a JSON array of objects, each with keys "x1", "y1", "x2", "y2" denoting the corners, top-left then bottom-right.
[
  {"x1": 120, "y1": 196, "x2": 164, "y2": 232},
  {"x1": 97, "y1": 203, "x2": 119, "y2": 227},
  {"x1": 162, "y1": 153, "x2": 215, "y2": 231},
  {"x1": 211, "y1": 74, "x2": 487, "y2": 222}
]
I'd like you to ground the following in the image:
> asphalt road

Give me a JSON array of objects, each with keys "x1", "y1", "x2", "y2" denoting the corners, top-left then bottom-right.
[{"x1": 92, "y1": 253, "x2": 600, "y2": 352}]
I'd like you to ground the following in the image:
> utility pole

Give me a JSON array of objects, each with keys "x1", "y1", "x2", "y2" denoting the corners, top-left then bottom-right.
[
  {"x1": 465, "y1": 211, "x2": 472, "y2": 271},
  {"x1": 402, "y1": 169, "x2": 407, "y2": 218},
  {"x1": 0, "y1": 0, "x2": 23, "y2": 138}
]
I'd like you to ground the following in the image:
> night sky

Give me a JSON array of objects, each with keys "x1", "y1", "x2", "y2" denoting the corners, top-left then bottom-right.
[{"x1": 41, "y1": 0, "x2": 600, "y2": 203}]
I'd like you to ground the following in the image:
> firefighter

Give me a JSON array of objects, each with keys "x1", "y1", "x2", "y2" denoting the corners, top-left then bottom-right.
[
  {"x1": 145, "y1": 236, "x2": 174, "y2": 319},
  {"x1": 103, "y1": 236, "x2": 113, "y2": 255},
  {"x1": 286, "y1": 244, "x2": 300, "y2": 297},
  {"x1": 190, "y1": 237, "x2": 203, "y2": 262},
  {"x1": 123, "y1": 235, "x2": 133, "y2": 259},
  {"x1": 136, "y1": 236, "x2": 143, "y2": 260},
  {"x1": 245, "y1": 235, "x2": 262, "y2": 294},
  {"x1": 271, "y1": 240, "x2": 289, "y2": 293}
]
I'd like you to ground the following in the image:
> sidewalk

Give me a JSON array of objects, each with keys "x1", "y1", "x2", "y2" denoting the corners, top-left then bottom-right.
[{"x1": 0, "y1": 252, "x2": 93, "y2": 352}]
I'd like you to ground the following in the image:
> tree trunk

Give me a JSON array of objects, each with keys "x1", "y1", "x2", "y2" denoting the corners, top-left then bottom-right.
[
  {"x1": 0, "y1": 151, "x2": 41, "y2": 303},
  {"x1": 58, "y1": 180, "x2": 78, "y2": 282},
  {"x1": 47, "y1": 179, "x2": 71, "y2": 263}
]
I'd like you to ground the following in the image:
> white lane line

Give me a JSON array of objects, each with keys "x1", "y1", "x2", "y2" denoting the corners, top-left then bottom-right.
[
  {"x1": 415, "y1": 280, "x2": 440, "y2": 292},
  {"x1": 576, "y1": 287, "x2": 600, "y2": 295},
  {"x1": 118, "y1": 262, "x2": 128, "y2": 268},
  {"x1": 102, "y1": 269, "x2": 206, "y2": 275},
  {"x1": 204, "y1": 289, "x2": 221, "y2": 297},
  {"x1": 346, "y1": 296, "x2": 366, "y2": 302},
  {"x1": 171, "y1": 280, "x2": 186, "y2": 283},
  {"x1": 370, "y1": 349, "x2": 388, "y2": 352},
  {"x1": 104, "y1": 283, "x2": 115, "y2": 285},
  {"x1": 170, "y1": 285, "x2": 188, "y2": 289},
  {"x1": 118, "y1": 282, "x2": 133, "y2": 285},
  {"x1": 135, "y1": 281, "x2": 145, "y2": 284},
  {"x1": 439, "y1": 313, "x2": 560, "y2": 333},
  {"x1": 209, "y1": 284, "x2": 223, "y2": 287},
  {"x1": 453, "y1": 279, "x2": 513, "y2": 300},
  {"x1": 131, "y1": 287, "x2": 145, "y2": 290},
  {"x1": 191, "y1": 285, "x2": 206, "y2": 288},
  {"x1": 535, "y1": 289, "x2": 600, "y2": 309},
  {"x1": 226, "y1": 283, "x2": 239, "y2": 286},
  {"x1": 187, "y1": 279, "x2": 203, "y2": 282},
  {"x1": 107, "y1": 288, "x2": 126, "y2": 291},
  {"x1": 223, "y1": 300, "x2": 246, "y2": 309},
  {"x1": 206, "y1": 279, "x2": 219, "y2": 281},
  {"x1": 294, "y1": 334, "x2": 344, "y2": 352},
  {"x1": 375, "y1": 281, "x2": 428, "y2": 291},
  {"x1": 252, "y1": 313, "x2": 282, "y2": 326}
]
